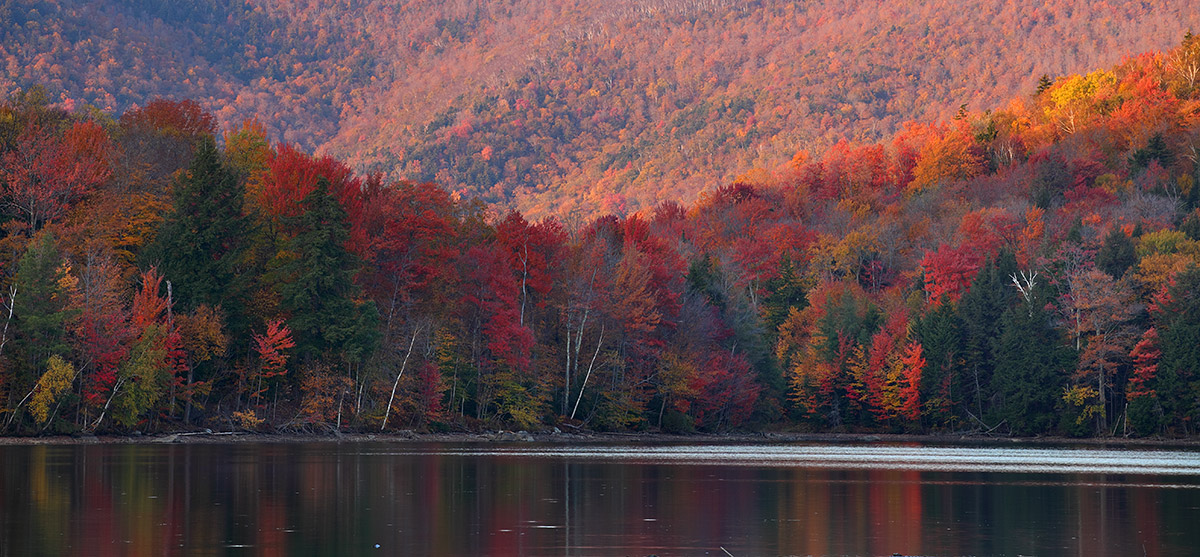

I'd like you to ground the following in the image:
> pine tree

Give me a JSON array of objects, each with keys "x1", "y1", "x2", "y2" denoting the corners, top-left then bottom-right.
[
  {"x1": 143, "y1": 137, "x2": 249, "y2": 326},
  {"x1": 1154, "y1": 266, "x2": 1200, "y2": 433},
  {"x1": 1096, "y1": 229, "x2": 1137, "y2": 279},
  {"x1": 915, "y1": 299, "x2": 961, "y2": 426},
  {"x1": 955, "y1": 251, "x2": 1019, "y2": 421},
  {"x1": 277, "y1": 177, "x2": 379, "y2": 364},
  {"x1": 8, "y1": 231, "x2": 75, "y2": 405},
  {"x1": 991, "y1": 289, "x2": 1074, "y2": 435}
]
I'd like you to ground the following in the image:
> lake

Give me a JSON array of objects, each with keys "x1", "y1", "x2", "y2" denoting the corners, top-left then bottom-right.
[{"x1": 1, "y1": 440, "x2": 1198, "y2": 556}]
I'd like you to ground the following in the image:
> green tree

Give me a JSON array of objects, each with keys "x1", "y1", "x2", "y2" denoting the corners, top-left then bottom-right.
[
  {"x1": 991, "y1": 288, "x2": 1075, "y2": 435},
  {"x1": 277, "y1": 177, "x2": 379, "y2": 365},
  {"x1": 915, "y1": 301, "x2": 962, "y2": 427},
  {"x1": 142, "y1": 137, "x2": 249, "y2": 327},
  {"x1": 8, "y1": 231, "x2": 75, "y2": 405},
  {"x1": 956, "y1": 251, "x2": 1019, "y2": 423},
  {"x1": 1096, "y1": 229, "x2": 1137, "y2": 279},
  {"x1": 1154, "y1": 266, "x2": 1200, "y2": 433}
]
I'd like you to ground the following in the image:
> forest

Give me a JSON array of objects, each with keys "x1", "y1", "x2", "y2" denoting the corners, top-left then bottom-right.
[
  {"x1": 0, "y1": 36, "x2": 1199, "y2": 438},
  {"x1": 4, "y1": 0, "x2": 1200, "y2": 219}
]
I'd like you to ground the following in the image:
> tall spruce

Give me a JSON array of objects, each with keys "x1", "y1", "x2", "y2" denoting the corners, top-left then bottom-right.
[
  {"x1": 277, "y1": 177, "x2": 379, "y2": 364},
  {"x1": 8, "y1": 231, "x2": 76, "y2": 406},
  {"x1": 955, "y1": 251, "x2": 1019, "y2": 422},
  {"x1": 991, "y1": 286, "x2": 1075, "y2": 435},
  {"x1": 1095, "y1": 229, "x2": 1137, "y2": 279},
  {"x1": 1153, "y1": 266, "x2": 1200, "y2": 433},
  {"x1": 143, "y1": 137, "x2": 248, "y2": 322}
]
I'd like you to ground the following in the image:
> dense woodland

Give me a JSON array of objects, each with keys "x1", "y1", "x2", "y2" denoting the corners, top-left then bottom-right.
[
  {"x1": 4, "y1": 0, "x2": 1200, "y2": 219},
  {"x1": 1, "y1": 36, "x2": 1200, "y2": 438}
]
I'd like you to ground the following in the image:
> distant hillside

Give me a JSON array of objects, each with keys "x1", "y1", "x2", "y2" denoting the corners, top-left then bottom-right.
[{"x1": 3, "y1": 0, "x2": 1198, "y2": 216}]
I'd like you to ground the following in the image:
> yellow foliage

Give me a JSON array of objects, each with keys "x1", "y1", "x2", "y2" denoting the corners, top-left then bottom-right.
[
  {"x1": 1062, "y1": 385, "x2": 1103, "y2": 425},
  {"x1": 232, "y1": 410, "x2": 265, "y2": 430},
  {"x1": 1045, "y1": 70, "x2": 1119, "y2": 134},
  {"x1": 1136, "y1": 229, "x2": 1200, "y2": 258},
  {"x1": 29, "y1": 356, "x2": 76, "y2": 424},
  {"x1": 1136, "y1": 252, "x2": 1199, "y2": 294},
  {"x1": 906, "y1": 131, "x2": 983, "y2": 195},
  {"x1": 177, "y1": 305, "x2": 228, "y2": 363}
]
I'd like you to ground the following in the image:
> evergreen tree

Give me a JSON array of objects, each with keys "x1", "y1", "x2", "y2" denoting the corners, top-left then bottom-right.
[
  {"x1": 277, "y1": 177, "x2": 379, "y2": 364},
  {"x1": 142, "y1": 137, "x2": 249, "y2": 324},
  {"x1": 915, "y1": 300, "x2": 962, "y2": 427},
  {"x1": 991, "y1": 288, "x2": 1074, "y2": 435},
  {"x1": 1129, "y1": 134, "x2": 1174, "y2": 171},
  {"x1": 1036, "y1": 74, "x2": 1053, "y2": 95},
  {"x1": 1153, "y1": 266, "x2": 1200, "y2": 433},
  {"x1": 955, "y1": 251, "x2": 1019, "y2": 421},
  {"x1": 1096, "y1": 229, "x2": 1137, "y2": 279},
  {"x1": 762, "y1": 255, "x2": 808, "y2": 333},
  {"x1": 8, "y1": 231, "x2": 75, "y2": 405}
]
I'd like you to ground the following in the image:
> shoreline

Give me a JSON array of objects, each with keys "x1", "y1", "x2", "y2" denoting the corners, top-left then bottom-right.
[{"x1": 2, "y1": 430, "x2": 1199, "y2": 449}]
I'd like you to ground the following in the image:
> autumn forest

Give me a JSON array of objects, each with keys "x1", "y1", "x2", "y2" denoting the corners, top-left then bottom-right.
[{"x1": 3, "y1": 6, "x2": 1200, "y2": 438}]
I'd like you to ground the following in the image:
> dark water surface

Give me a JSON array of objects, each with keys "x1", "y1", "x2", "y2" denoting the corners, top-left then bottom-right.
[{"x1": 2, "y1": 441, "x2": 1199, "y2": 556}]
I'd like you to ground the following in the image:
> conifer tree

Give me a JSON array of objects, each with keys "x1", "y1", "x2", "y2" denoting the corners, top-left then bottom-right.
[
  {"x1": 991, "y1": 286, "x2": 1074, "y2": 435},
  {"x1": 277, "y1": 177, "x2": 379, "y2": 365},
  {"x1": 956, "y1": 251, "x2": 1019, "y2": 421},
  {"x1": 1095, "y1": 229, "x2": 1136, "y2": 279},
  {"x1": 143, "y1": 136, "x2": 249, "y2": 325},
  {"x1": 1153, "y1": 266, "x2": 1200, "y2": 433},
  {"x1": 8, "y1": 231, "x2": 75, "y2": 405}
]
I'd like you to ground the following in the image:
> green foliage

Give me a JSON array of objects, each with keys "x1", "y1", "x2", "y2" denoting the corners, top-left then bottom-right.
[
  {"x1": 991, "y1": 295, "x2": 1075, "y2": 435},
  {"x1": 956, "y1": 252, "x2": 1019, "y2": 420},
  {"x1": 112, "y1": 324, "x2": 170, "y2": 428},
  {"x1": 1130, "y1": 134, "x2": 1175, "y2": 172},
  {"x1": 142, "y1": 136, "x2": 249, "y2": 327},
  {"x1": 276, "y1": 178, "x2": 380, "y2": 364},
  {"x1": 1154, "y1": 266, "x2": 1200, "y2": 433},
  {"x1": 1096, "y1": 229, "x2": 1137, "y2": 279},
  {"x1": 9, "y1": 232, "x2": 75, "y2": 393},
  {"x1": 763, "y1": 255, "x2": 809, "y2": 333}
]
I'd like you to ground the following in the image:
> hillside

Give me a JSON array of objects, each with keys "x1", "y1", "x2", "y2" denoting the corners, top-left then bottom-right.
[
  {"x1": 1, "y1": 37, "x2": 1200, "y2": 437},
  {"x1": 3, "y1": 0, "x2": 1199, "y2": 216}
]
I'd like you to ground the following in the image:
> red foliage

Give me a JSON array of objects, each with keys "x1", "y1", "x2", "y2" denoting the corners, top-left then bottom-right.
[
  {"x1": 921, "y1": 244, "x2": 983, "y2": 306},
  {"x1": 462, "y1": 243, "x2": 534, "y2": 373},
  {"x1": 898, "y1": 342, "x2": 926, "y2": 421},
  {"x1": 254, "y1": 319, "x2": 296, "y2": 379},
  {"x1": 1128, "y1": 328, "x2": 1160, "y2": 400},
  {"x1": 119, "y1": 99, "x2": 216, "y2": 139},
  {"x1": 0, "y1": 121, "x2": 110, "y2": 229},
  {"x1": 690, "y1": 350, "x2": 761, "y2": 428},
  {"x1": 130, "y1": 267, "x2": 169, "y2": 332}
]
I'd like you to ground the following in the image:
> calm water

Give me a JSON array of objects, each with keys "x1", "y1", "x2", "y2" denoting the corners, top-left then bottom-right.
[{"x1": 2, "y1": 441, "x2": 1199, "y2": 556}]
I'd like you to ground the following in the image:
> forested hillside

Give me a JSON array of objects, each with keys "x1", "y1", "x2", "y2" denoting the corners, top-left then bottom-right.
[
  {"x1": 1, "y1": 36, "x2": 1199, "y2": 437},
  {"x1": 3, "y1": 0, "x2": 1199, "y2": 217}
]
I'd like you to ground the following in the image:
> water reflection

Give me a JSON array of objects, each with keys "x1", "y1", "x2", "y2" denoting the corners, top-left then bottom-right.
[{"x1": 0, "y1": 442, "x2": 1197, "y2": 556}]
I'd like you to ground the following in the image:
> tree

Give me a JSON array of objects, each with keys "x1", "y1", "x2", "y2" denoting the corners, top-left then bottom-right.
[
  {"x1": 956, "y1": 252, "x2": 1019, "y2": 423},
  {"x1": 142, "y1": 136, "x2": 249, "y2": 323},
  {"x1": 1150, "y1": 266, "x2": 1200, "y2": 433},
  {"x1": 991, "y1": 288, "x2": 1075, "y2": 435},
  {"x1": 1059, "y1": 268, "x2": 1140, "y2": 434},
  {"x1": 276, "y1": 177, "x2": 379, "y2": 365},
  {"x1": 28, "y1": 355, "x2": 76, "y2": 426},
  {"x1": 1, "y1": 121, "x2": 110, "y2": 230},
  {"x1": 8, "y1": 232, "x2": 75, "y2": 406},
  {"x1": 1096, "y1": 228, "x2": 1136, "y2": 279}
]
